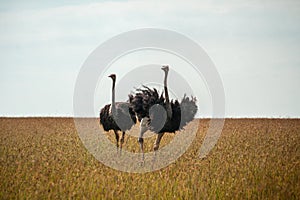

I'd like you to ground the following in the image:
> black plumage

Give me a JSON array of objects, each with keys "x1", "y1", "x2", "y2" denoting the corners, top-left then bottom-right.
[
  {"x1": 129, "y1": 87, "x2": 197, "y2": 133},
  {"x1": 100, "y1": 102, "x2": 136, "y2": 132},
  {"x1": 99, "y1": 74, "x2": 136, "y2": 150}
]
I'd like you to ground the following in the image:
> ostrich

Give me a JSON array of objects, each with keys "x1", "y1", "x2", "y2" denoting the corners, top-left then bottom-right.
[
  {"x1": 129, "y1": 66, "x2": 198, "y2": 161},
  {"x1": 100, "y1": 74, "x2": 137, "y2": 151}
]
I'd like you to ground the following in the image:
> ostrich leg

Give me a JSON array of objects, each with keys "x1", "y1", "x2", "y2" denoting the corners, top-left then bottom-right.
[
  {"x1": 120, "y1": 131, "x2": 125, "y2": 154},
  {"x1": 138, "y1": 117, "x2": 149, "y2": 164},
  {"x1": 151, "y1": 132, "x2": 165, "y2": 168},
  {"x1": 154, "y1": 132, "x2": 165, "y2": 151},
  {"x1": 114, "y1": 130, "x2": 119, "y2": 152}
]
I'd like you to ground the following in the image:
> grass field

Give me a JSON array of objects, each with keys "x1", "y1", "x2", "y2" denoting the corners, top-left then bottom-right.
[{"x1": 0, "y1": 118, "x2": 299, "y2": 199}]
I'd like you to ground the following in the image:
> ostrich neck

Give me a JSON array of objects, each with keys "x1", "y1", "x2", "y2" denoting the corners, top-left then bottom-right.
[
  {"x1": 111, "y1": 79, "x2": 116, "y2": 113},
  {"x1": 164, "y1": 71, "x2": 172, "y2": 118}
]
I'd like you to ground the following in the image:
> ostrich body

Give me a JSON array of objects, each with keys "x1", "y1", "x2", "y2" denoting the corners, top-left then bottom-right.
[
  {"x1": 100, "y1": 74, "x2": 137, "y2": 151},
  {"x1": 129, "y1": 66, "x2": 198, "y2": 161}
]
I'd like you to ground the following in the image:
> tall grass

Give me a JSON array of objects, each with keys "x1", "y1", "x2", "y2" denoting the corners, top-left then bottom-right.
[{"x1": 0, "y1": 118, "x2": 299, "y2": 199}]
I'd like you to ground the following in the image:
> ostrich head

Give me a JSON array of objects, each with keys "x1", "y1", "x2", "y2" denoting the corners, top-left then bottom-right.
[
  {"x1": 108, "y1": 74, "x2": 116, "y2": 81},
  {"x1": 161, "y1": 65, "x2": 169, "y2": 73}
]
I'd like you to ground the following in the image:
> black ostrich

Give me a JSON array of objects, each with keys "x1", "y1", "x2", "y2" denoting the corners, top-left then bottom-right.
[
  {"x1": 100, "y1": 74, "x2": 137, "y2": 151},
  {"x1": 129, "y1": 66, "x2": 198, "y2": 160}
]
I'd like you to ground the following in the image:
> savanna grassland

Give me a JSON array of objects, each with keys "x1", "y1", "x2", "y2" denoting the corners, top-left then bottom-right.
[{"x1": 0, "y1": 118, "x2": 299, "y2": 199}]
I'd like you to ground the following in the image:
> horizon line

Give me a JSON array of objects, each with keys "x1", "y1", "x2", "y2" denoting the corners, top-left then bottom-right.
[{"x1": 0, "y1": 116, "x2": 299, "y2": 119}]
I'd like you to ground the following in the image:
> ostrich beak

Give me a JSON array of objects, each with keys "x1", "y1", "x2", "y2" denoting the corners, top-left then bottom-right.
[
  {"x1": 161, "y1": 65, "x2": 169, "y2": 71},
  {"x1": 108, "y1": 74, "x2": 116, "y2": 78}
]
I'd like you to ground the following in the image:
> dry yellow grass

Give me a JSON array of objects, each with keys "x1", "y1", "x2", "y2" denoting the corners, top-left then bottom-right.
[{"x1": 0, "y1": 118, "x2": 299, "y2": 199}]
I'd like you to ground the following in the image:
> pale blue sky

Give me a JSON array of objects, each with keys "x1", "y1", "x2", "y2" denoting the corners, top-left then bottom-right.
[{"x1": 0, "y1": 0, "x2": 299, "y2": 117}]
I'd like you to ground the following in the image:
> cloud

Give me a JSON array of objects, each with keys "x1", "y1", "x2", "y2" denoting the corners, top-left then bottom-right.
[
  {"x1": 1, "y1": 0, "x2": 299, "y2": 46},
  {"x1": 0, "y1": 0, "x2": 300, "y2": 116}
]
